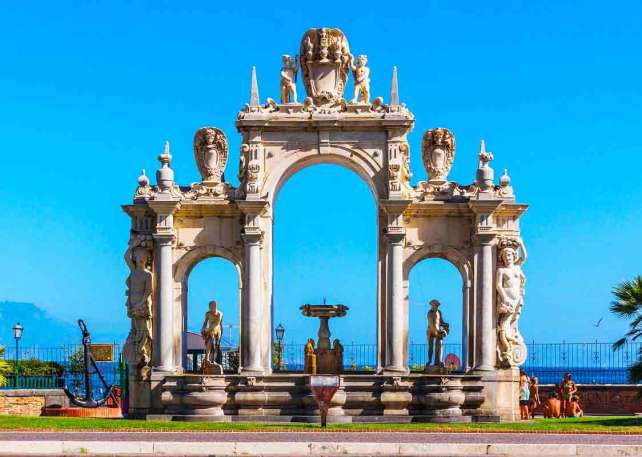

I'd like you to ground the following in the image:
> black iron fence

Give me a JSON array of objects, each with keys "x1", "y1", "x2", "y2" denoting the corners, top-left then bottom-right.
[
  {"x1": 1, "y1": 342, "x2": 640, "y2": 387},
  {"x1": 0, "y1": 344, "x2": 126, "y2": 396}
]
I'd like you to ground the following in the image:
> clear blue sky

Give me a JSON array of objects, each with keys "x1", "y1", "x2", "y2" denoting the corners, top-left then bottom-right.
[{"x1": 1, "y1": 1, "x2": 641, "y2": 348}]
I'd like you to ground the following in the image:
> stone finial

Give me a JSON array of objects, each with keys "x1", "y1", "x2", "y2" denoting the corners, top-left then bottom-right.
[
  {"x1": 500, "y1": 168, "x2": 511, "y2": 187},
  {"x1": 250, "y1": 66, "x2": 260, "y2": 106},
  {"x1": 137, "y1": 169, "x2": 150, "y2": 188},
  {"x1": 390, "y1": 66, "x2": 399, "y2": 106},
  {"x1": 156, "y1": 141, "x2": 175, "y2": 191},
  {"x1": 476, "y1": 140, "x2": 494, "y2": 191}
]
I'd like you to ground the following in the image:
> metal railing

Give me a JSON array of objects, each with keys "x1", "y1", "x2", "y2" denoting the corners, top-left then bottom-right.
[
  {"x1": 2, "y1": 342, "x2": 640, "y2": 386},
  {"x1": 0, "y1": 343, "x2": 125, "y2": 394},
  {"x1": 523, "y1": 342, "x2": 642, "y2": 384},
  {"x1": 276, "y1": 341, "x2": 642, "y2": 383}
]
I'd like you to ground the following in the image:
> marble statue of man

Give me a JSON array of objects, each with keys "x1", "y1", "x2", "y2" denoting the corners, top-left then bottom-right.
[
  {"x1": 427, "y1": 299, "x2": 449, "y2": 367},
  {"x1": 350, "y1": 54, "x2": 370, "y2": 104},
  {"x1": 201, "y1": 300, "x2": 224, "y2": 370},
  {"x1": 496, "y1": 239, "x2": 527, "y2": 366},
  {"x1": 280, "y1": 54, "x2": 300, "y2": 104},
  {"x1": 123, "y1": 238, "x2": 153, "y2": 378}
]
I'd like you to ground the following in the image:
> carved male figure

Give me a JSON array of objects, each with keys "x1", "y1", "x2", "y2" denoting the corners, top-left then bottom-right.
[
  {"x1": 427, "y1": 299, "x2": 449, "y2": 366},
  {"x1": 496, "y1": 238, "x2": 527, "y2": 365},
  {"x1": 280, "y1": 54, "x2": 300, "y2": 104},
  {"x1": 331, "y1": 339, "x2": 344, "y2": 374},
  {"x1": 350, "y1": 54, "x2": 370, "y2": 104},
  {"x1": 304, "y1": 338, "x2": 317, "y2": 374},
  {"x1": 201, "y1": 300, "x2": 224, "y2": 367},
  {"x1": 123, "y1": 237, "x2": 153, "y2": 377}
]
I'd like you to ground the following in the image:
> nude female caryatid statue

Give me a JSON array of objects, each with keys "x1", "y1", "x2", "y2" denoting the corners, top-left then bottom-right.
[
  {"x1": 426, "y1": 299, "x2": 450, "y2": 367},
  {"x1": 304, "y1": 338, "x2": 317, "y2": 374},
  {"x1": 350, "y1": 54, "x2": 370, "y2": 104},
  {"x1": 123, "y1": 236, "x2": 153, "y2": 378},
  {"x1": 280, "y1": 54, "x2": 300, "y2": 104},
  {"x1": 201, "y1": 300, "x2": 224, "y2": 372},
  {"x1": 496, "y1": 238, "x2": 527, "y2": 366}
]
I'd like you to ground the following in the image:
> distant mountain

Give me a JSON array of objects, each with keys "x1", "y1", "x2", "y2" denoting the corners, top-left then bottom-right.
[{"x1": 0, "y1": 301, "x2": 126, "y2": 349}]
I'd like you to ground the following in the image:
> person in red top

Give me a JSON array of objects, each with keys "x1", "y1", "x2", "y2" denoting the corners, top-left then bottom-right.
[{"x1": 559, "y1": 373, "x2": 577, "y2": 418}]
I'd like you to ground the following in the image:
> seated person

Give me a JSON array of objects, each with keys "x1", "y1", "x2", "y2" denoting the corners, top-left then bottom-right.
[
  {"x1": 566, "y1": 395, "x2": 584, "y2": 418},
  {"x1": 543, "y1": 392, "x2": 561, "y2": 418}
]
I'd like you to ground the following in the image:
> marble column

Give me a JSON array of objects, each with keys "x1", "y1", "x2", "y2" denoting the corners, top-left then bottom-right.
[
  {"x1": 154, "y1": 233, "x2": 175, "y2": 372},
  {"x1": 242, "y1": 229, "x2": 264, "y2": 374},
  {"x1": 462, "y1": 283, "x2": 471, "y2": 372},
  {"x1": 476, "y1": 235, "x2": 495, "y2": 371},
  {"x1": 385, "y1": 231, "x2": 406, "y2": 373}
]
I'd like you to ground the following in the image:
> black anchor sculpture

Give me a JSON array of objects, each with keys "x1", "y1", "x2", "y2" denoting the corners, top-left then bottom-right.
[{"x1": 63, "y1": 319, "x2": 116, "y2": 408}]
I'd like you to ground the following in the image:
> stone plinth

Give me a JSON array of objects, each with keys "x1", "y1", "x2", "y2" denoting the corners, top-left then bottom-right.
[{"x1": 154, "y1": 373, "x2": 483, "y2": 423}]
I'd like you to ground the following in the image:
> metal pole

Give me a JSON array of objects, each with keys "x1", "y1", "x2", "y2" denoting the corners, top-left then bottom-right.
[{"x1": 15, "y1": 337, "x2": 19, "y2": 388}]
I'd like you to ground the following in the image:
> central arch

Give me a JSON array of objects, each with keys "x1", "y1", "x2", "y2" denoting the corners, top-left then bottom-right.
[
  {"x1": 270, "y1": 161, "x2": 381, "y2": 372},
  {"x1": 264, "y1": 145, "x2": 387, "y2": 205}
]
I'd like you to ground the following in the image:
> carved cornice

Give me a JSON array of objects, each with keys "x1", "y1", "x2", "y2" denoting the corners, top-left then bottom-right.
[
  {"x1": 122, "y1": 204, "x2": 154, "y2": 218},
  {"x1": 379, "y1": 199, "x2": 413, "y2": 216},
  {"x1": 236, "y1": 109, "x2": 414, "y2": 132},
  {"x1": 241, "y1": 226, "x2": 264, "y2": 245},
  {"x1": 173, "y1": 201, "x2": 241, "y2": 218},
  {"x1": 384, "y1": 226, "x2": 406, "y2": 244},
  {"x1": 405, "y1": 201, "x2": 472, "y2": 217},
  {"x1": 148, "y1": 200, "x2": 182, "y2": 216},
  {"x1": 237, "y1": 200, "x2": 270, "y2": 216}
]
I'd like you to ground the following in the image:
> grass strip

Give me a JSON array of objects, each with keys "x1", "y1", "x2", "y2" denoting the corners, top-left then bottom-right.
[{"x1": 0, "y1": 416, "x2": 641, "y2": 433}]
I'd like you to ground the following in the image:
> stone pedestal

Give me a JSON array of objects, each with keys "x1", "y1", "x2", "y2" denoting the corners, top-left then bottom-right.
[
  {"x1": 476, "y1": 367, "x2": 520, "y2": 421},
  {"x1": 381, "y1": 378, "x2": 412, "y2": 416},
  {"x1": 417, "y1": 377, "x2": 466, "y2": 421},
  {"x1": 161, "y1": 375, "x2": 228, "y2": 417}
]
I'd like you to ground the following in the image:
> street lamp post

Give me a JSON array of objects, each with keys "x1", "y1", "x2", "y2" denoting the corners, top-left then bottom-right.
[
  {"x1": 12, "y1": 322, "x2": 23, "y2": 388},
  {"x1": 275, "y1": 323, "x2": 285, "y2": 371}
]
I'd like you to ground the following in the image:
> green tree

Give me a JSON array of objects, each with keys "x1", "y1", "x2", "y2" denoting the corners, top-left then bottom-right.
[
  {"x1": 611, "y1": 275, "x2": 642, "y2": 382},
  {"x1": 0, "y1": 346, "x2": 10, "y2": 386}
]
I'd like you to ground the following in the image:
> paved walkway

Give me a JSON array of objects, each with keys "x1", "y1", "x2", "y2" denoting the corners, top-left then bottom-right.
[{"x1": 1, "y1": 431, "x2": 641, "y2": 456}]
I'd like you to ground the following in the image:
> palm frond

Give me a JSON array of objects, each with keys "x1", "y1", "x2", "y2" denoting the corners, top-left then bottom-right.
[
  {"x1": 629, "y1": 360, "x2": 642, "y2": 384},
  {"x1": 613, "y1": 337, "x2": 628, "y2": 350}
]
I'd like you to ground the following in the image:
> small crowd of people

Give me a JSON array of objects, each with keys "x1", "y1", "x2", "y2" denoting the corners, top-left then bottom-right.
[{"x1": 519, "y1": 371, "x2": 584, "y2": 420}]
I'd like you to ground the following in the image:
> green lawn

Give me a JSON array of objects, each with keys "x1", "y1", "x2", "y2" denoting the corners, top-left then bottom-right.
[{"x1": 0, "y1": 416, "x2": 641, "y2": 433}]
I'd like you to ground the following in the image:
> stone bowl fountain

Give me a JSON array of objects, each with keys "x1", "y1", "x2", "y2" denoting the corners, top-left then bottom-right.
[{"x1": 300, "y1": 303, "x2": 348, "y2": 374}]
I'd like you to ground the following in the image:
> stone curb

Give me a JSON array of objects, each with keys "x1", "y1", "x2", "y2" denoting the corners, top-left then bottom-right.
[{"x1": 1, "y1": 440, "x2": 642, "y2": 456}]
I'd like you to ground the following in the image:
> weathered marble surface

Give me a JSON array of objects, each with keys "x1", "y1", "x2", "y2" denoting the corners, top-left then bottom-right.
[{"x1": 122, "y1": 26, "x2": 528, "y2": 421}]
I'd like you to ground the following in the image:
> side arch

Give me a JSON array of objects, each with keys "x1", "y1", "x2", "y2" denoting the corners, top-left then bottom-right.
[
  {"x1": 403, "y1": 245, "x2": 474, "y2": 372},
  {"x1": 172, "y1": 245, "x2": 244, "y2": 372}
]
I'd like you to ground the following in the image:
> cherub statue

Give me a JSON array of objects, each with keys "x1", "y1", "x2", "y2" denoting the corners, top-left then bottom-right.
[
  {"x1": 496, "y1": 239, "x2": 527, "y2": 365},
  {"x1": 123, "y1": 236, "x2": 153, "y2": 378},
  {"x1": 426, "y1": 299, "x2": 449, "y2": 367},
  {"x1": 201, "y1": 300, "x2": 223, "y2": 371},
  {"x1": 350, "y1": 54, "x2": 370, "y2": 104},
  {"x1": 304, "y1": 338, "x2": 317, "y2": 374},
  {"x1": 280, "y1": 54, "x2": 300, "y2": 104}
]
